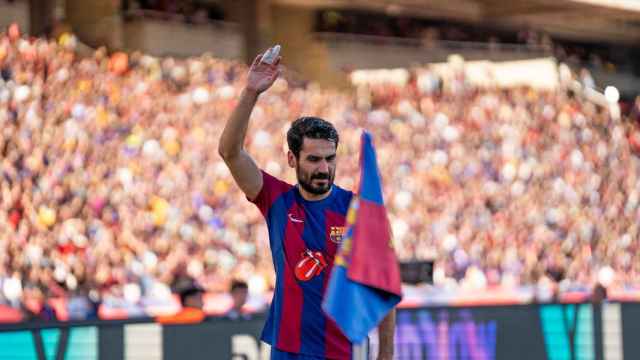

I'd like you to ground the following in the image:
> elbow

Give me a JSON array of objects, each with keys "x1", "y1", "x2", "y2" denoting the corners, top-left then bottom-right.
[
  {"x1": 217, "y1": 144, "x2": 228, "y2": 159},
  {"x1": 217, "y1": 143, "x2": 238, "y2": 161}
]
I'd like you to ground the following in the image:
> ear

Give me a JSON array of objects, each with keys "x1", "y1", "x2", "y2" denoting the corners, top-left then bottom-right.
[{"x1": 287, "y1": 150, "x2": 296, "y2": 168}]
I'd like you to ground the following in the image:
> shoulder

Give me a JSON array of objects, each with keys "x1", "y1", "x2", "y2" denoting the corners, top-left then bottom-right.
[
  {"x1": 332, "y1": 185, "x2": 354, "y2": 208},
  {"x1": 334, "y1": 185, "x2": 354, "y2": 199},
  {"x1": 248, "y1": 171, "x2": 294, "y2": 216},
  {"x1": 261, "y1": 171, "x2": 293, "y2": 193}
]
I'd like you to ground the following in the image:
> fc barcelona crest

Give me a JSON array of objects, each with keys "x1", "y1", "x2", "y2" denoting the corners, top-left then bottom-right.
[{"x1": 330, "y1": 226, "x2": 346, "y2": 244}]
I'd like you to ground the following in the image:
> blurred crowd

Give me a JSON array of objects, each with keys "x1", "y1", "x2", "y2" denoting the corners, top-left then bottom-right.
[
  {"x1": 372, "y1": 67, "x2": 640, "y2": 304},
  {"x1": 1, "y1": 25, "x2": 639, "y2": 322}
]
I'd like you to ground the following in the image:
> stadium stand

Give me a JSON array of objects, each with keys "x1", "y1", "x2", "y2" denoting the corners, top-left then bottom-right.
[{"x1": 1, "y1": 22, "x2": 639, "y2": 321}]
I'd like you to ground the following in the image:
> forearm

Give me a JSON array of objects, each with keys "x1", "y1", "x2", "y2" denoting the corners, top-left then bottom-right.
[
  {"x1": 218, "y1": 88, "x2": 259, "y2": 159},
  {"x1": 378, "y1": 309, "x2": 396, "y2": 358}
]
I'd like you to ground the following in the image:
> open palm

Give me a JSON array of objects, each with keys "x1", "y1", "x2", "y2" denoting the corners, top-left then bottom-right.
[{"x1": 246, "y1": 52, "x2": 281, "y2": 94}]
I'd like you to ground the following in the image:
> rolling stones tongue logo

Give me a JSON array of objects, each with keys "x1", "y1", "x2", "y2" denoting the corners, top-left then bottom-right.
[{"x1": 294, "y1": 250, "x2": 328, "y2": 281}]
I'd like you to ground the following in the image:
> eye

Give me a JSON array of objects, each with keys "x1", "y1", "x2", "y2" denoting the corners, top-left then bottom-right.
[
  {"x1": 326, "y1": 155, "x2": 336, "y2": 162},
  {"x1": 307, "y1": 156, "x2": 320, "y2": 162}
]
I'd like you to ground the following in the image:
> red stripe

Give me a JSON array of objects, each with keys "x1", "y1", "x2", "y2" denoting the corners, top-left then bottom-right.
[
  {"x1": 252, "y1": 171, "x2": 293, "y2": 216},
  {"x1": 276, "y1": 202, "x2": 306, "y2": 352},
  {"x1": 348, "y1": 199, "x2": 402, "y2": 296},
  {"x1": 323, "y1": 210, "x2": 351, "y2": 360}
]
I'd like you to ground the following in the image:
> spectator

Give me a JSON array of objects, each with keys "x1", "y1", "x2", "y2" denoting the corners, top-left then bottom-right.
[
  {"x1": 21, "y1": 287, "x2": 58, "y2": 322},
  {"x1": 224, "y1": 280, "x2": 249, "y2": 320},
  {"x1": 580, "y1": 68, "x2": 596, "y2": 90},
  {"x1": 157, "y1": 278, "x2": 205, "y2": 324},
  {"x1": 67, "y1": 286, "x2": 100, "y2": 320}
]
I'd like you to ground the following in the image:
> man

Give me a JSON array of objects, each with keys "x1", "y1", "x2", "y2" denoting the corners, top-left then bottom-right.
[
  {"x1": 21, "y1": 286, "x2": 58, "y2": 322},
  {"x1": 218, "y1": 50, "x2": 395, "y2": 360},
  {"x1": 157, "y1": 279, "x2": 205, "y2": 325},
  {"x1": 225, "y1": 280, "x2": 250, "y2": 320}
]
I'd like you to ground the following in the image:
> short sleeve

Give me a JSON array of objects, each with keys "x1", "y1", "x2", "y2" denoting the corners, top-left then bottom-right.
[{"x1": 248, "y1": 170, "x2": 292, "y2": 216}]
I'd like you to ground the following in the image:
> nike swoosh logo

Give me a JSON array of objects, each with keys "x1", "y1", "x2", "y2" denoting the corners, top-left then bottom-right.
[{"x1": 288, "y1": 214, "x2": 304, "y2": 223}]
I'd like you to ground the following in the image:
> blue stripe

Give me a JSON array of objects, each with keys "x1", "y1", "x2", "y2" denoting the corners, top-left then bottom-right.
[
  {"x1": 327, "y1": 187, "x2": 353, "y2": 214},
  {"x1": 261, "y1": 190, "x2": 296, "y2": 346},
  {"x1": 299, "y1": 201, "x2": 328, "y2": 357},
  {"x1": 359, "y1": 132, "x2": 384, "y2": 205}
]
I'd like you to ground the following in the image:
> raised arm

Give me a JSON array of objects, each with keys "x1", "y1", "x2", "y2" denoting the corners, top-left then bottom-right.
[{"x1": 218, "y1": 52, "x2": 281, "y2": 200}]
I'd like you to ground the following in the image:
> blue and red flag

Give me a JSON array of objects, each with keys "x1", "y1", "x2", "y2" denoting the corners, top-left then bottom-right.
[{"x1": 322, "y1": 131, "x2": 402, "y2": 344}]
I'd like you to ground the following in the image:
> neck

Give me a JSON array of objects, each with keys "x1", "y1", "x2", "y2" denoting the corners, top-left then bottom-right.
[{"x1": 299, "y1": 186, "x2": 332, "y2": 201}]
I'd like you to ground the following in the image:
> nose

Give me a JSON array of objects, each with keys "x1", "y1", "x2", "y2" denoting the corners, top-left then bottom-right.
[{"x1": 317, "y1": 160, "x2": 330, "y2": 174}]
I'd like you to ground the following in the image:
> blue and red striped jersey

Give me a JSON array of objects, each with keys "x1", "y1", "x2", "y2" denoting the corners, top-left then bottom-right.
[{"x1": 249, "y1": 170, "x2": 353, "y2": 359}]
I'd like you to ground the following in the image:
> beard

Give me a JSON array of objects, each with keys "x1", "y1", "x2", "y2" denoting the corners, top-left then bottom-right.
[{"x1": 296, "y1": 167, "x2": 334, "y2": 195}]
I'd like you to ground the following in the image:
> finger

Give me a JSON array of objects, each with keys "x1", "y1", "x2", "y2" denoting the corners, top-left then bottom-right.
[
  {"x1": 250, "y1": 54, "x2": 262, "y2": 69},
  {"x1": 268, "y1": 69, "x2": 278, "y2": 83},
  {"x1": 273, "y1": 56, "x2": 282, "y2": 67},
  {"x1": 270, "y1": 68, "x2": 282, "y2": 82}
]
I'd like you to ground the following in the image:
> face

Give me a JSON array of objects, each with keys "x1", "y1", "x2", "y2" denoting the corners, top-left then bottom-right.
[
  {"x1": 288, "y1": 138, "x2": 337, "y2": 196},
  {"x1": 185, "y1": 292, "x2": 204, "y2": 309},
  {"x1": 231, "y1": 288, "x2": 248, "y2": 309}
]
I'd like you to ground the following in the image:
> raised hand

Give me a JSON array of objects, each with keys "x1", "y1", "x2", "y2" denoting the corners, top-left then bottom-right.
[{"x1": 246, "y1": 49, "x2": 282, "y2": 94}]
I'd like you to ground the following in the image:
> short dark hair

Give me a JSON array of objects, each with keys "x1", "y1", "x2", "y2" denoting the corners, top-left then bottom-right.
[
  {"x1": 230, "y1": 280, "x2": 248, "y2": 292},
  {"x1": 286, "y1": 117, "x2": 339, "y2": 158},
  {"x1": 178, "y1": 283, "x2": 204, "y2": 305}
]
